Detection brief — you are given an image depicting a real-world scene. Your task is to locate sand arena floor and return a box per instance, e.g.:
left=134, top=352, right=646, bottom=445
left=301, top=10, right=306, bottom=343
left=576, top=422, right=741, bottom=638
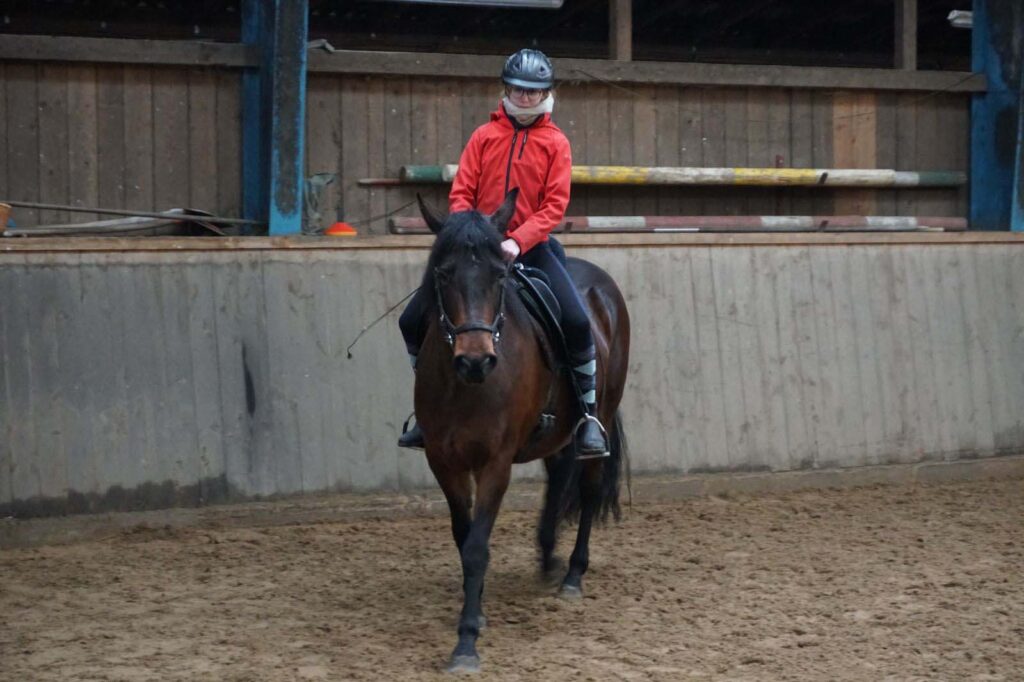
left=2, top=477, right=1022, bottom=681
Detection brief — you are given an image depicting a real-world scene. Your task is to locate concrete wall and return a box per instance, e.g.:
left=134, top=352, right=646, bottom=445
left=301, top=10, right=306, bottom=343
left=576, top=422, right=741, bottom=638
left=1, top=233, right=1023, bottom=516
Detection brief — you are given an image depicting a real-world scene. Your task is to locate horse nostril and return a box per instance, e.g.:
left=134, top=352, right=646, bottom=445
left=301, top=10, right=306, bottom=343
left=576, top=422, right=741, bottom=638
left=481, top=354, right=497, bottom=374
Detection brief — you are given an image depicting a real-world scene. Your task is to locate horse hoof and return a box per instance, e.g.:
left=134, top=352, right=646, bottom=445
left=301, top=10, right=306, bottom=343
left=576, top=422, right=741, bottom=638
left=558, top=584, right=583, bottom=600
left=447, top=654, right=481, bottom=674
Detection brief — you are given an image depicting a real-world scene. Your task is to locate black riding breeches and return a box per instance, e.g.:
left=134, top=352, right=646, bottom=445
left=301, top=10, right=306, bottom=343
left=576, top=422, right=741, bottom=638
left=398, top=238, right=595, bottom=365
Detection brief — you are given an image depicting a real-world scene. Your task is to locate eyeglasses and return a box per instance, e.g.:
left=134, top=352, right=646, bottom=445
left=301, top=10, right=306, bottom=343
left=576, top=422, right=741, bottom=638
left=507, top=86, right=547, bottom=101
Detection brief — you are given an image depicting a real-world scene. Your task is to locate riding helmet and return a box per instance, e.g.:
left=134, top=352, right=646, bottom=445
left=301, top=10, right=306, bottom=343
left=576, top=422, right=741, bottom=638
left=501, top=49, right=554, bottom=90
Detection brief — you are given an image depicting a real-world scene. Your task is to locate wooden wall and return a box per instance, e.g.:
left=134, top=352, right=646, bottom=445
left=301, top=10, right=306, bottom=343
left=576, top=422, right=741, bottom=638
left=1, top=234, right=1022, bottom=517
left=307, top=76, right=969, bottom=233
left=0, top=59, right=968, bottom=230
left=0, top=62, right=241, bottom=227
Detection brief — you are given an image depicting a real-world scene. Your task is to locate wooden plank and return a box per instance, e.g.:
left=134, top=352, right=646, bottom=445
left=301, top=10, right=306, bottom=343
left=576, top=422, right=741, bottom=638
left=340, top=76, right=370, bottom=227
left=305, top=74, right=342, bottom=229
left=37, top=64, right=69, bottom=225
left=4, top=269, right=41, bottom=504
left=51, top=255, right=95, bottom=507
left=689, top=248, right=730, bottom=469
left=955, top=247, right=997, bottom=455
left=810, top=90, right=835, bottom=216
left=96, top=66, right=126, bottom=213
left=764, top=88, right=791, bottom=215
left=913, top=98, right=945, bottom=217
left=789, top=89, right=815, bottom=215
left=927, top=94, right=962, bottom=217
left=152, top=68, right=190, bottom=211
left=609, top=0, right=632, bottom=61
left=948, top=95, right=969, bottom=217
left=183, top=261, right=227, bottom=502
left=723, top=88, right=748, bottom=215
left=435, top=79, right=464, bottom=212
left=700, top=88, right=727, bottom=215
left=0, top=35, right=254, bottom=67
left=982, top=247, right=1024, bottom=450
left=384, top=78, right=414, bottom=230
left=608, top=88, right=634, bottom=215
left=745, top=89, right=772, bottom=215
left=305, top=49, right=986, bottom=93
left=122, top=66, right=154, bottom=212
left=650, top=85, right=679, bottom=216
left=632, top=85, right=658, bottom=216
left=0, top=64, right=8, bottom=217
left=894, top=92, right=918, bottom=216
left=674, top=86, right=702, bottom=215
left=832, top=91, right=877, bottom=216
left=187, top=69, right=218, bottom=213
left=710, top=248, right=751, bottom=467
left=553, top=82, right=586, bottom=217
left=895, top=0, right=918, bottom=71
left=66, top=65, right=100, bottom=222
left=864, top=247, right=909, bottom=460
left=409, top=78, right=444, bottom=217
left=26, top=267, right=68, bottom=501
left=750, top=247, right=791, bottom=470
left=873, top=92, right=898, bottom=215
left=782, top=247, right=821, bottom=468
left=823, top=247, right=869, bottom=467
left=585, top=83, right=611, bottom=215
left=0, top=267, right=10, bottom=504
left=215, top=70, right=242, bottom=218
left=807, top=248, right=841, bottom=466
left=366, top=78, right=387, bottom=234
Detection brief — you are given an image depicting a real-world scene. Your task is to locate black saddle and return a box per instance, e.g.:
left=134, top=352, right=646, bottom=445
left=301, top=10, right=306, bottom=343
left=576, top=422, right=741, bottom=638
left=511, top=265, right=561, bottom=329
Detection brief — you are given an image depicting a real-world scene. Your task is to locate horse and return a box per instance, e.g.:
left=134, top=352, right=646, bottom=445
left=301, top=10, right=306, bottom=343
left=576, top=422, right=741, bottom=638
left=412, top=190, right=630, bottom=673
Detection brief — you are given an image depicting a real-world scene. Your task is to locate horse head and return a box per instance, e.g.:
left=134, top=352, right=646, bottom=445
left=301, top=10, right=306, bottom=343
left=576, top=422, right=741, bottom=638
left=418, top=190, right=519, bottom=384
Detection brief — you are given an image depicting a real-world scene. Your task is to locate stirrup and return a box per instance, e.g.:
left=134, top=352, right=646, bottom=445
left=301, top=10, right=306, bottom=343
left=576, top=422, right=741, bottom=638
left=572, top=414, right=610, bottom=460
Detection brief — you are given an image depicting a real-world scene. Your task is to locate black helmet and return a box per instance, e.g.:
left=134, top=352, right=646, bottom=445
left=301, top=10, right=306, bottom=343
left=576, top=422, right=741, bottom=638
left=501, top=48, right=554, bottom=90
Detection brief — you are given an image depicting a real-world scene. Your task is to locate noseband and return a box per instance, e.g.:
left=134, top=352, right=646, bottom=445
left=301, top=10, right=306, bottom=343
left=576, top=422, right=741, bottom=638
left=434, top=262, right=511, bottom=347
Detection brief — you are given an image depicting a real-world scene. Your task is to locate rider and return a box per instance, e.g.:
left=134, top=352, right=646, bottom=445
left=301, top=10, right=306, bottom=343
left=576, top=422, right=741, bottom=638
left=398, top=48, right=610, bottom=458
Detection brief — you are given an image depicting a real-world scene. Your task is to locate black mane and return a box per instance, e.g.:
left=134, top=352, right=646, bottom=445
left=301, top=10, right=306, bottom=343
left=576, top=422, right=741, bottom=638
left=421, top=210, right=504, bottom=298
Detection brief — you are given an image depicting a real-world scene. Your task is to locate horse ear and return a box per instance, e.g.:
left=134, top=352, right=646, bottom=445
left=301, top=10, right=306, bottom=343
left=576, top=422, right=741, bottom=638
left=417, top=193, right=447, bottom=234
left=489, top=188, right=519, bottom=233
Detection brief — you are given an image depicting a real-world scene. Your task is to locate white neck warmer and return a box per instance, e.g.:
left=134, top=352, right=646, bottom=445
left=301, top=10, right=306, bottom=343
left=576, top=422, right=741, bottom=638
left=503, top=94, right=555, bottom=126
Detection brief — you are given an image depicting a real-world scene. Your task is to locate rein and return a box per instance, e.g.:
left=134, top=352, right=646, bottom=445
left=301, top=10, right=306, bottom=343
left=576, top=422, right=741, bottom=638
left=434, top=261, right=514, bottom=347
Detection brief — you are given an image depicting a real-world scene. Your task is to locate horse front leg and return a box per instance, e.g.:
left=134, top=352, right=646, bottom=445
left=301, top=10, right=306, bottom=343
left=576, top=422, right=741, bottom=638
left=448, top=459, right=511, bottom=674
left=560, top=458, right=602, bottom=599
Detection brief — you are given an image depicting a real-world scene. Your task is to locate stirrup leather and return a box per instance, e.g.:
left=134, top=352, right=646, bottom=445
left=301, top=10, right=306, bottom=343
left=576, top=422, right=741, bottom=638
left=572, top=414, right=610, bottom=460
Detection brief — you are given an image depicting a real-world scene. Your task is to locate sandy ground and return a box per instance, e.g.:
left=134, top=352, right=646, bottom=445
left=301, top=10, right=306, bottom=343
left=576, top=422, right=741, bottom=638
left=1, top=477, right=1022, bottom=681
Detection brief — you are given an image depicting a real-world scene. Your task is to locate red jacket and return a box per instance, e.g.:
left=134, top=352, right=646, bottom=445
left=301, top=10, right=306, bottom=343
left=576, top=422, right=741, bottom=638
left=449, top=105, right=572, bottom=254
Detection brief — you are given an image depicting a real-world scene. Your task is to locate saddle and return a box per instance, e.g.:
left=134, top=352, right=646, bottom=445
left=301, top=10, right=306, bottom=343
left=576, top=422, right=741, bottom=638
left=509, top=264, right=588, bottom=457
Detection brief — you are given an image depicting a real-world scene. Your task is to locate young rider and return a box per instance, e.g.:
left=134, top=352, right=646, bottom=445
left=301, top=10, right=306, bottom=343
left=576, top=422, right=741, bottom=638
left=398, top=48, right=609, bottom=458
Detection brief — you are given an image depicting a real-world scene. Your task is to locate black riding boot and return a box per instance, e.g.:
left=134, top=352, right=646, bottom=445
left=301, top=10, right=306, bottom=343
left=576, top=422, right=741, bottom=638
left=398, top=352, right=425, bottom=450
left=571, top=348, right=610, bottom=458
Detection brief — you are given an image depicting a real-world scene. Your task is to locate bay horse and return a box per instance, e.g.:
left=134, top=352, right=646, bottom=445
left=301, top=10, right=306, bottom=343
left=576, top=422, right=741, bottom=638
left=413, top=190, right=630, bottom=673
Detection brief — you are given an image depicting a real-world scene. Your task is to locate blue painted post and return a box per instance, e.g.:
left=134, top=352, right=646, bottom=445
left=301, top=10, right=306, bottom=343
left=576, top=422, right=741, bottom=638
left=1013, top=52, right=1024, bottom=232
left=241, top=0, right=269, bottom=233
left=241, top=0, right=309, bottom=236
left=969, top=0, right=1022, bottom=230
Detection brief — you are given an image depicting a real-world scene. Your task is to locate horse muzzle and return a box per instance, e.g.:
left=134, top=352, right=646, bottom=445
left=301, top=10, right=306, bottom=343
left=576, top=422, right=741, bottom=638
left=453, top=353, right=498, bottom=384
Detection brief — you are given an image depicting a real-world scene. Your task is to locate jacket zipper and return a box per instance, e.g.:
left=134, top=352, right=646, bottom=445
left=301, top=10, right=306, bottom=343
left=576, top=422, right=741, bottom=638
left=518, top=130, right=529, bottom=160
left=504, top=130, right=519, bottom=196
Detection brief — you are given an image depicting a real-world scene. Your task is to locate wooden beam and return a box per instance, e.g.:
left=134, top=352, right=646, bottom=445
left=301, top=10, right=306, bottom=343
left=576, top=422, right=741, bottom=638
left=895, top=0, right=917, bottom=70
left=610, top=0, right=632, bottom=62
left=0, top=34, right=255, bottom=66
left=307, top=50, right=985, bottom=93
left=0, top=34, right=987, bottom=93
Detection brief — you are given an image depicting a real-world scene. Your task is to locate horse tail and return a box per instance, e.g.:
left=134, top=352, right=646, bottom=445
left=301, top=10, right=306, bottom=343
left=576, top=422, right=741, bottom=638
left=555, top=410, right=630, bottom=525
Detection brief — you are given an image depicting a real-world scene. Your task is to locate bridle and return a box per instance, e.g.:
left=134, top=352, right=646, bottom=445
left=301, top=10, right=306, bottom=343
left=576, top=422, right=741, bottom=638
left=434, top=261, right=513, bottom=347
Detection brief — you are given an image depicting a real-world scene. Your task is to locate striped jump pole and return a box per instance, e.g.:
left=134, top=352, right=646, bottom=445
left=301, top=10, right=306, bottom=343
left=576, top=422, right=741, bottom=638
left=392, top=165, right=967, bottom=188
left=389, top=215, right=968, bottom=234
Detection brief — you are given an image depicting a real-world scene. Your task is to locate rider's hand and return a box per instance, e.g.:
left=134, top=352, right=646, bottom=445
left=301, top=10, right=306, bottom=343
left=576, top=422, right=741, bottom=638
left=500, top=238, right=521, bottom=262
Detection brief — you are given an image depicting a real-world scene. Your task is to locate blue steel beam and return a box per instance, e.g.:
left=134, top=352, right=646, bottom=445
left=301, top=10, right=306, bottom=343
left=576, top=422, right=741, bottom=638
left=1014, top=52, right=1024, bottom=232
left=241, top=0, right=309, bottom=235
left=970, top=0, right=1023, bottom=231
